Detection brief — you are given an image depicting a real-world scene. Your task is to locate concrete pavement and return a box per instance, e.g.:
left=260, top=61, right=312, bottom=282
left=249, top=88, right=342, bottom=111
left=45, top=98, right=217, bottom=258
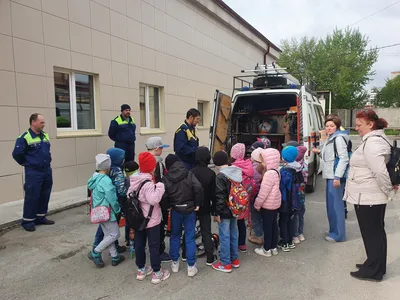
left=1, top=176, right=400, bottom=300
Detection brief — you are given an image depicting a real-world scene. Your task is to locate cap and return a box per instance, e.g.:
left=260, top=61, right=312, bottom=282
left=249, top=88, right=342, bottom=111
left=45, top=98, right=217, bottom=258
left=95, top=154, right=111, bottom=171
left=145, top=137, right=170, bottom=150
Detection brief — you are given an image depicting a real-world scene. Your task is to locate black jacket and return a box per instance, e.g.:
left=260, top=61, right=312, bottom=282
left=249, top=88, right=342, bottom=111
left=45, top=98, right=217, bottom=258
left=215, top=173, right=233, bottom=219
left=191, top=147, right=216, bottom=215
left=163, top=161, right=203, bottom=214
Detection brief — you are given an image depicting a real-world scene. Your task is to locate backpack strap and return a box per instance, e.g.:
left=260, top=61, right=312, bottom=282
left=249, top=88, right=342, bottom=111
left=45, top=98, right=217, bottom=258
left=133, top=179, right=154, bottom=218
left=362, top=135, right=393, bottom=152
left=333, top=136, right=349, bottom=158
left=268, top=168, right=280, bottom=178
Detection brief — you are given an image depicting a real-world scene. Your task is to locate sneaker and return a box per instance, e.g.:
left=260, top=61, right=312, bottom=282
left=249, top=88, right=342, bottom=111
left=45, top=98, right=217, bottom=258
left=325, top=236, right=337, bottom=242
left=238, top=245, right=247, bottom=253
left=188, top=264, right=198, bottom=277
left=88, top=250, right=105, bottom=268
left=248, top=235, right=264, bottom=246
left=136, top=266, right=153, bottom=281
left=288, top=242, right=296, bottom=249
left=231, top=259, right=240, bottom=268
left=293, top=237, right=301, bottom=244
left=299, top=234, right=306, bottom=242
left=254, top=247, right=272, bottom=257
left=212, top=261, right=232, bottom=273
left=278, top=242, right=290, bottom=252
left=206, top=254, right=218, bottom=266
left=171, top=261, right=179, bottom=273
left=181, top=256, right=187, bottom=262
left=111, top=254, right=125, bottom=266
left=271, top=248, right=279, bottom=256
left=151, top=269, right=170, bottom=284
left=160, top=252, right=172, bottom=263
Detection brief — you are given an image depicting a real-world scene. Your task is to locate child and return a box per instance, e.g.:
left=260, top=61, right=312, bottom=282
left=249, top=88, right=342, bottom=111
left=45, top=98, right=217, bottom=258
left=128, top=152, right=170, bottom=284
left=248, top=147, right=264, bottom=245
left=230, top=143, right=255, bottom=253
left=87, top=154, right=125, bottom=267
left=145, top=137, right=171, bottom=263
left=162, top=154, right=203, bottom=277
left=278, top=146, right=302, bottom=252
left=253, top=148, right=282, bottom=257
left=212, top=150, right=242, bottom=273
left=124, top=160, right=139, bottom=189
left=293, top=146, right=308, bottom=244
left=191, top=146, right=217, bottom=265
left=93, top=148, right=127, bottom=253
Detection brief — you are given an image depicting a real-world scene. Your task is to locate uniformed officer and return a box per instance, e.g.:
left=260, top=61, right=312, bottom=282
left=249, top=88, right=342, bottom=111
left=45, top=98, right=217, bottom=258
left=173, top=108, right=201, bottom=170
left=108, top=104, right=136, bottom=161
left=12, top=113, right=54, bottom=232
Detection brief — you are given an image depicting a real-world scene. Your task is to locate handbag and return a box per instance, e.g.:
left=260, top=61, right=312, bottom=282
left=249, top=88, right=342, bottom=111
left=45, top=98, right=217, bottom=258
left=90, top=206, right=111, bottom=224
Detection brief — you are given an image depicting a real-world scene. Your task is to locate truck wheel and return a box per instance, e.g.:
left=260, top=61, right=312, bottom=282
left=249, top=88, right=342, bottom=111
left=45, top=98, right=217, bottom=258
left=306, top=170, right=317, bottom=193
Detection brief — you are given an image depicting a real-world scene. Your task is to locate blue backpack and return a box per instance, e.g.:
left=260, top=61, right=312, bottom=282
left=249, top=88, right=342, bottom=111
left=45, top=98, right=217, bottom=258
left=279, top=167, right=305, bottom=212
left=333, top=136, right=352, bottom=182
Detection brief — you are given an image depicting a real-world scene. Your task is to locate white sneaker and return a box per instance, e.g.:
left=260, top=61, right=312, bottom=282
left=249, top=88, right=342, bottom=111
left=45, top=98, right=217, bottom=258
left=188, top=264, right=198, bottom=277
left=254, top=247, right=272, bottom=257
left=293, top=237, right=301, bottom=244
left=272, top=248, right=278, bottom=256
left=299, top=234, right=306, bottom=242
left=171, top=261, right=179, bottom=273
left=325, top=236, right=337, bottom=242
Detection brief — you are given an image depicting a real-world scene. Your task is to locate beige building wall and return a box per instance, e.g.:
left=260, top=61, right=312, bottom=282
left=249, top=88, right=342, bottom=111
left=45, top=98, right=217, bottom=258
left=0, top=0, right=278, bottom=204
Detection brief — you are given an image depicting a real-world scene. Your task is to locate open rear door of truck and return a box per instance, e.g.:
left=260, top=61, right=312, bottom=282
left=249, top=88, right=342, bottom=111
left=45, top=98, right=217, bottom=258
left=209, top=90, right=232, bottom=156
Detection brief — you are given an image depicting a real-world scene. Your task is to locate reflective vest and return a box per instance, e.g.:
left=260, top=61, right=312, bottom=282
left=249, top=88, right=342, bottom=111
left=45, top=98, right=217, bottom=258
left=115, top=115, right=135, bottom=126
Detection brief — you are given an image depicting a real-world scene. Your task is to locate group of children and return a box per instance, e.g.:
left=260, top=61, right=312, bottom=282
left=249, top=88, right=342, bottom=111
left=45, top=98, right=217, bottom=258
left=87, top=136, right=309, bottom=284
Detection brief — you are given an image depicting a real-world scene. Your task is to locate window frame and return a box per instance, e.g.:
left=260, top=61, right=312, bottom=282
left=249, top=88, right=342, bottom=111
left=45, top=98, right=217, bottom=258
left=139, top=84, right=161, bottom=130
left=54, top=69, right=97, bottom=132
left=197, top=101, right=204, bottom=127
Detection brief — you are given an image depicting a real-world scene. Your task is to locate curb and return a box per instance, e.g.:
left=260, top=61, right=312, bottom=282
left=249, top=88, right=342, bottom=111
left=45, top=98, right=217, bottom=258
left=0, top=199, right=88, bottom=233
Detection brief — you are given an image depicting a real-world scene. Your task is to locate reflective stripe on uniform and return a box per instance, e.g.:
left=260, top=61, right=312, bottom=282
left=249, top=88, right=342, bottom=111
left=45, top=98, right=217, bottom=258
left=175, top=123, right=198, bottom=142
left=115, top=115, right=135, bottom=125
left=19, top=131, right=50, bottom=145
left=36, top=214, right=46, bottom=217
left=23, top=217, right=36, bottom=221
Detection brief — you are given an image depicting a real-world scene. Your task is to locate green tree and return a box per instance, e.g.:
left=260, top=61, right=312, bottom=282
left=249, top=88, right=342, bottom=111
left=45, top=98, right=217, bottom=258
left=278, top=28, right=378, bottom=109
left=379, top=76, right=400, bottom=107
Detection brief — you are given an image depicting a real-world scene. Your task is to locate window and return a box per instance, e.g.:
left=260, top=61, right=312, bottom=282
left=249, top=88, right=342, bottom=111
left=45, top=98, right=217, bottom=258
left=54, top=71, right=95, bottom=130
left=197, top=101, right=204, bottom=126
left=140, top=85, right=160, bottom=129
left=314, top=105, right=326, bottom=130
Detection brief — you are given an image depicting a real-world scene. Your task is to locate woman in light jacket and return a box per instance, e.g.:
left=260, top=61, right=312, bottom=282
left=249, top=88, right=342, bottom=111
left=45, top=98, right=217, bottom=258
left=345, top=110, right=396, bottom=282
left=313, top=116, right=349, bottom=242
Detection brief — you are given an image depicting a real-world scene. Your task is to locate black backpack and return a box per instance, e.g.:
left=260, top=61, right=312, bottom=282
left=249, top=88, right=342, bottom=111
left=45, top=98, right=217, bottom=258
left=125, top=180, right=153, bottom=231
left=363, top=136, right=400, bottom=185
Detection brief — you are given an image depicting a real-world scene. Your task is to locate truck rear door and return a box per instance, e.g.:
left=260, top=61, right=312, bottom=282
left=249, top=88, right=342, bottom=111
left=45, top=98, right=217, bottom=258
left=209, top=90, right=232, bottom=156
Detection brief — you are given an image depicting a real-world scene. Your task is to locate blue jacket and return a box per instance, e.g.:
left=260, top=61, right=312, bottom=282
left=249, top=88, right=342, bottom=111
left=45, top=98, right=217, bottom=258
left=106, top=148, right=127, bottom=198
left=173, top=121, right=199, bottom=166
left=108, top=115, right=136, bottom=145
left=12, top=129, right=52, bottom=170
left=88, top=172, right=120, bottom=222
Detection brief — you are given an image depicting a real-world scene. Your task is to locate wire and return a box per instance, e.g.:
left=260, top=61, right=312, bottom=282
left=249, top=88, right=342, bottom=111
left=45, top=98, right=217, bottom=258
left=365, top=43, right=400, bottom=52
left=347, top=0, right=400, bottom=27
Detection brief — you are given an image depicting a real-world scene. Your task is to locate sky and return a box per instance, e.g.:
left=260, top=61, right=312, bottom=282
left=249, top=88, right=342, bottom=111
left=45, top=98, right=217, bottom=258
left=223, top=0, right=400, bottom=90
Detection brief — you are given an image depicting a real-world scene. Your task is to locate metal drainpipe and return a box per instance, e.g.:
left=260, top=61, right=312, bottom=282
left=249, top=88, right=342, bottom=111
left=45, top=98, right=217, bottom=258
left=264, top=43, right=271, bottom=64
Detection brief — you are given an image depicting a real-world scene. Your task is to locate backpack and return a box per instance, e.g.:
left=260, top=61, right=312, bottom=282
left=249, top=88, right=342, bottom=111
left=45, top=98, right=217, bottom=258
left=363, top=136, right=400, bottom=186
left=280, top=168, right=305, bottom=212
left=125, top=180, right=153, bottom=231
left=242, top=175, right=256, bottom=199
left=333, top=136, right=352, bottom=181
left=227, top=179, right=249, bottom=218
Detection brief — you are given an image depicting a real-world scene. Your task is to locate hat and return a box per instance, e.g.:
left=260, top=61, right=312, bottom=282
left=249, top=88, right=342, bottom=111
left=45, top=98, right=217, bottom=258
left=230, top=143, right=245, bottom=160
left=95, top=154, right=111, bottom=171
left=121, top=104, right=131, bottom=112
left=282, top=146, right=298, bottom=163
left=124, top=161, right=139, bottom=174
left=138, top=152, right=156, bottom=173
left=165, top=154, right=180, bottom=170
left=213, top=151, right=229, bottom=166
left=282, top=140, right=299, bottom=148
left=251, top=141, right=265, bottom=150
left=251, top=148, right=263, bottom=163
left=145, top=137, right=170, bottom=150
left=296, top=146, right=307, bottom=162
left=257, top=137, right=271, bottom=148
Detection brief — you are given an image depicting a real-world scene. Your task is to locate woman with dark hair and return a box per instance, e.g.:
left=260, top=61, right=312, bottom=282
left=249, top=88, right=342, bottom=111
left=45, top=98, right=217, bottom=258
left=345, top=110, right=397, bottom=282
left=313, top=116, right=349, bottom=242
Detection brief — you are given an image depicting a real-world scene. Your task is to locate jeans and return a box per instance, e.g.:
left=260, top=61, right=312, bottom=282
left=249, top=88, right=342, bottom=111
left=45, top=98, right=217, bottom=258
left=169, top=210, right=196, bottom=266
left=292, top=204, right=305, bottom=237
left=135, top=224, right=161, bottom=272
left=260, top=209, right=278, bottom=251
left=279, top=212, right=294, bottom=244
left=326, top=180, right=346, bottom=242
left=198, top=213, right=215, bottom=261
left=237, top=219, right=247, bottom=247
left=250, top=202, right=263, bottom=237
left=219, top=218, right=239, bottom=266
left=94, top=221, right=120, bottom=257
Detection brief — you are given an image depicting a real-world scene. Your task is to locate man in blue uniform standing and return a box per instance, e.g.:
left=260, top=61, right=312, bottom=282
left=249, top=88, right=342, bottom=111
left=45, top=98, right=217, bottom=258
left=12, top=113, right=54, bottom=232
left=173, top=108, right=201, bottom=170
left=108, top=104, right=136, bottom=161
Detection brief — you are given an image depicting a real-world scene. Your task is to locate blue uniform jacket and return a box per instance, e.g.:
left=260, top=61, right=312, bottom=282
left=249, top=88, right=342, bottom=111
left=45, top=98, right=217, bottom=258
left=12, top=128, right=52, bottom=170
left=108, top=115, right=136, bottom=144
left=173, top=121, right=199, bottom=166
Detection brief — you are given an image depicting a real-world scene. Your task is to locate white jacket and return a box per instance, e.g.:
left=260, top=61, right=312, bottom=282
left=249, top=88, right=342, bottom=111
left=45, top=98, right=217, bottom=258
left=321, top=131, right=350, bottom=179
left=345, top=130, right=394, bottom=205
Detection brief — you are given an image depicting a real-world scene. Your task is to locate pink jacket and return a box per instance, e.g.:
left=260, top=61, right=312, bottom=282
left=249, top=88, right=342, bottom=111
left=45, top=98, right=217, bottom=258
left=128, top=173, right=165, bottom=229
left=254, top=148, right=282, bottom=211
